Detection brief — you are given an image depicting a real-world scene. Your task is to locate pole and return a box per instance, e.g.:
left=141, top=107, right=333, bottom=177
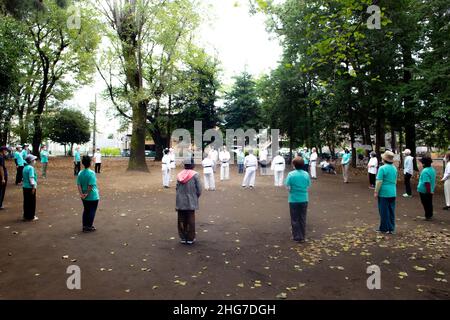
left=92, top=94, right=97, bottom=154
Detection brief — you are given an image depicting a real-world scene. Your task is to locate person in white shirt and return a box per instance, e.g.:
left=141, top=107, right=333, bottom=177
left=94, top=148, right=102, bottom=173
left=202, top=154, right=215, bottom=191
left=271, top=151, right=286, bottom=187
left=309, top=148, right=318, bottom=179
left=402, top=149, right=414, bottom=197
left=259, top=148, right=268, bottom=175
left=367, top=151, right=378, bottom=189
left=161, top=149, right=171, bottom=188
left=442, top=152, right=450, bottom=210
left=208, top=146, right=219, bottom=173
left=219, top=146, right=231, bottom=181
left=169, top=148, right=176, bottom=182
left=242, top=149, right=258, bottom=189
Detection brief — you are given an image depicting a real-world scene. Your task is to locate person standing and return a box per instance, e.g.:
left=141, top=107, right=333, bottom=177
left=77, top=155, right=100, bottom=232
left=176, top=159, right=202, bottom=245
left=22, top=144, right=30, bottom=160
left=161, top=148, right=171, bottom=188
left=309, top=148, right=318, bottom=179
left=285, top=157, right=311, bottom=243
left=259, top=147, right=268, bottom=175
left=402, top=149, right=414, bottom=198
left=202, top=154, right=215, bottom=191
left=14, top=145, right=24, bottom=185
left=208, top=146, right=219, bottom=173
left=219, top=146, right=231, bottom=181
left=94, top=148, right=102, bottom=174
left=271, top=151, right=286, bottom=187
left=236, top=148, right=245, bottom=174
left=169, top=148, right=176, bottom=182
left=40, top=145, right=49, bottom=178
left=0, top=146, right=9, bottom=210
left=302, top=148, right=310, bottom=173
left=368, top=151, right=378, bottom=189
left=242, top=149, right=258, bottom=189
left=341, top=148, right=351, bottom=183
left=374, top=151, right=397, bottom=234
left=22, top=154, right=38, bottom=221
left=442, top=152, right=450, bottom=210
left=417, top=155, right=436, bottom=221
left=73, top=147, right=81, bottom=176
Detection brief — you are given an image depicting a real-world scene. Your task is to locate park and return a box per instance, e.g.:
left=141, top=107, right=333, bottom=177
left=0, top=0, right=449, bottom=303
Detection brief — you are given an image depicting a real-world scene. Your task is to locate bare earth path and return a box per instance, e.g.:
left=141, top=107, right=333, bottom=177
left=0, top=158, right=449, bottom=299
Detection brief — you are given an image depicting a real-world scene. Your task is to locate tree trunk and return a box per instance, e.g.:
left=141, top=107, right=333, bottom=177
left=375, top=104, right=385, bottom=160
left=399, top=128, right=403, bottom=169
left=128, top=101, right=148, bottom=171
left=391, top=129, right=396, bottom=153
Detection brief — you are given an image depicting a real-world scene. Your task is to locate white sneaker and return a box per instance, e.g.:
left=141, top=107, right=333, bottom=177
left=402, top=193, right=412, bottom=198
left=33, top=216, right=39, bottom=221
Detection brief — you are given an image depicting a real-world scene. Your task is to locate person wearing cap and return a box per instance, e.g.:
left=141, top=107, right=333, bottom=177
left=341, top=148, right=351, bottom=183
left=73, top=147, right=81, bottom=176
left=94, top=148, right=102, bottom=174
left=202, top=153, right=215, bottom=191
left=77, top=155, right=100, bottom=232
left=417, top=154, right=436, bottom=221
left=22, top=154, right=38, bottom=221
left=442, top=152, right=450, bottom=210
left=402, top=149, right=414, bottom=197
left=374, top=151, right=398, bottom=234
left=219, top=146, right=231, bottom=181
left=169, top=148, right=176, bottom=182
left=40, top=145, right=49, bottom=178
left=242, top=149, right=258, bottom=189
left=176, top=159, right=202, bottom=244
left=208, top=146, right=219, bottom=173
left=367, top=151, right=378, bottom=189
left=309, top=148, right=318, bottom=179
left=0, top=146, right=9, bottom=210
left=285, top=156, right=311, bottom=242
left=161, top=148, right=171, bottom=188
left=14, top=145, right=25, bottom=185
left=271, top=151, right=286, bottom=187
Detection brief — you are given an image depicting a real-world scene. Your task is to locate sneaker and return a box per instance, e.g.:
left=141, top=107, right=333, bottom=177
left=402, top=193, right=412, bottom=198
left=186, top=240, right=195, bottom=245
left=32, top=216, right=39, bottom=221
left=180, top=240, right=187, bottom=244
left=249, top=186, right=254, bottom=189
left=387, top=231, right=396, bottom=235
left=443, top=206, right=450, bottom=211
left=425, top=217, right=433, bottom=221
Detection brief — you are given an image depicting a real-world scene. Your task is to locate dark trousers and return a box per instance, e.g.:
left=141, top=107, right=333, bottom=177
left=289, top=202, right=308, bottom=241
left=238, top=163, right=244, bottom=174
left=15, top=166, right=23, bottom=185
left=82, top=200, right=99, bottom=228
left=0, top=177, right=7, bottom=208
left=74, top=162, right=81, bottom=176
left=419, top=193, right=433, bottom=219
left=404, top=173, right=412, bottom=195
left=177, top=210, right=195, bottom=241
left=95, top=163, right=101, bottom=173
left=377, top=197, right=396, bottom=232
left=369, top=173, right=376, bottom=187
left=23, top=188, right=36, bottom=220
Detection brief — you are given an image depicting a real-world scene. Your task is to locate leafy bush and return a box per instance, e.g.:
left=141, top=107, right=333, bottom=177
left=101, top=147, right=121, bottom=157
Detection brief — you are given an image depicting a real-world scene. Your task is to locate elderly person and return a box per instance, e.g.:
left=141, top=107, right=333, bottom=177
left=341, top=148, right=351, bottom=183
left=0, top=146, right=9, bottom=210
left=14, top=145, right=24, bottom=185
left=402, top=149, right=414, bottom=197
left=285, top=157, right=311, bottom=242
left=242, top=149, right=258, bottom=189
left=22, top=154, right=39, bottom=221
left=368, top=151, right=378, bottom=189
left=309, top=148, right=318, bottom=179
left=77, top=155, right=100, bottom=232
left=374, top=151, right=398, bottom=234
left=271, top=151, right=286, bottom=187
left=40, top=145, right=49, bottom=178
left=417, top=155, right=436, bottom=221
left=219, top=146, right=231, bottom=181
left=176, top=159, right=202, bottom=245
left=73, top=146, right=81, bottom=176
left=442, top=152, right=450, bottom=210
left=202, top=153, right=215, bottom=191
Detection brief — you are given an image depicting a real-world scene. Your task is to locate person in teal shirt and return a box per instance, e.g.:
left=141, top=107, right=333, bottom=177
left=417, top=155, right=436, bottom=220
left=21, top=144, right=29, bottom=160
left=22, top=154, right=38, bottom=221
left=77, top=155, right=100, bottom=232
left=236, top=149, right=245, bottom=174
left=374, top=151, right=398, bottom=234
left=14, top=145, right=25, bottom=185
left=40, top=145, right=49, bottom=178
left=285, top=156, right=311, bottom=242
left=341, top=148, right=351, bottom=183
left=74, top=147, right=81, bottom=176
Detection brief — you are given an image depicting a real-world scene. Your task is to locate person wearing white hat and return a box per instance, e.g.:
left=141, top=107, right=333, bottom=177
left=219, top=146, right=231, bottom=181
left=202, top=153, right=215, bottom=191
left=242, top=149, right=258, bottom=189
left=161, top=148, right=171, bottom=188
left=309, top=148, right=318, bottom=179
left=22, top=154, right=38, bottom=221
left=14, top=145, right=24, bottom=185
left=271, top=151, right=286, bottom=187
left=402, top=149, right=414, bottom=197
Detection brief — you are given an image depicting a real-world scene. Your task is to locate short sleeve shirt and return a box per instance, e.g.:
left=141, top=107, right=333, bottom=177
left=376, top=164, right=398, bottom=198
left=417, top=167, right=436, bottom=193
left=285, top=169, right=311, bottom=203
left=14, top=151, right=24, bottom=166
left=40, top=151, right=49, bottom=163
left=22, top=165, right=37, bottom=189
left=342, top=153, right=351, bottom=165
left=77, top=169, right=100, bottom=201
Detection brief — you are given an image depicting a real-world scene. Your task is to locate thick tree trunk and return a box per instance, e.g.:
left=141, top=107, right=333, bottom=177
left=375, top=104, right=385, bottom=160
left=391, top=129, right=396, bottom=153
left=128, top=101, right=148, bottom=171
left=32, top=113, right=43, bottom=158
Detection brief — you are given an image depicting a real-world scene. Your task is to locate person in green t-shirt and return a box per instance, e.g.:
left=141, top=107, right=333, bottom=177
left=285, top=156, right=311, bottom=243
left=341, top=148, right=351, bottom=183
left=22, top=154, right=38, bottom=221
left=77, top=155, right=100, bottom=232
left=73, top=147, right=81, bottom=176
left=417, top=155, right=436, bottom=221
left=14, top=145, right=25, bottom=185
left=374, top=151, right=398, bottom=234
left=40, top=145, right=49, bottom=178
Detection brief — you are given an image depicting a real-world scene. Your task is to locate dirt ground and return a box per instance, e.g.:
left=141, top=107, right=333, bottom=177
left=0, top=157, right=449, bottom=300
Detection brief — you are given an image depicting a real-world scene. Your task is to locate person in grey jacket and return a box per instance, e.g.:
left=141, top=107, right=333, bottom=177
left=176, top=159, right=202, bottom=244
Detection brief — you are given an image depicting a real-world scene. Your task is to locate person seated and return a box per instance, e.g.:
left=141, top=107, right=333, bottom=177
left=320, top=159, right=336, bottom=174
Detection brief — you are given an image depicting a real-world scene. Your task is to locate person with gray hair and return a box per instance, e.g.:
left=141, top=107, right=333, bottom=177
left=402, top=148, right=414, bottom=197
left=22, top=154, right=39, bottom=221
left=242, top=149, right=258, bottom=189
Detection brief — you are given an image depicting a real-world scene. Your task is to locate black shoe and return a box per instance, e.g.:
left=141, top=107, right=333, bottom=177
left=0, top=207, right=4, bottom=210
left=443, top=206, right=450, bottom=211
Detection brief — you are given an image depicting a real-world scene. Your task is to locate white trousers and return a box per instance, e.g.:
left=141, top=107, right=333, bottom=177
left=162, top=168, right=171, bottom=187
left=242, top=167, right=256, bottom=187
left=220, top=163, right=230, bottom=180
left=204, top=173, right=215, bottom=190
left=274, top=170, right=284, bottom=187
left=445, top=179, right=450, bottom=207
left=342, top=164, right=349, bottom=182
left=310, top=162, right=317, bottom=178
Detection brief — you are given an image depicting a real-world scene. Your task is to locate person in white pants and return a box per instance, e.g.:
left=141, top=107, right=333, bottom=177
left=161, top=149, right=171, bottom=188
left=202, top=155, right=215, bottom=191
left=271, top=152, right=286, bottom=187
left=242, top=150, right=258, bottom=189
left=219, top=146, right=231, bottom=181
left=208, top=147, right=219, bottom=173
left=442, top=152, right=450, bottom=210
left=310, top=148, right=318, bottom=179
left=169, top=148, right=176, bottom=182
